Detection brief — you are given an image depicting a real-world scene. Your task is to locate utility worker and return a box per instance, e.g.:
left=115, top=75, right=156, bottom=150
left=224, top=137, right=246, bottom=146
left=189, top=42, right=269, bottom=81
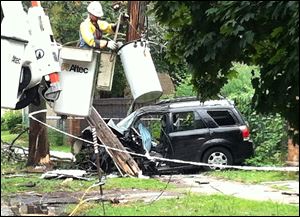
left=79, top=1, right=118, bottom=50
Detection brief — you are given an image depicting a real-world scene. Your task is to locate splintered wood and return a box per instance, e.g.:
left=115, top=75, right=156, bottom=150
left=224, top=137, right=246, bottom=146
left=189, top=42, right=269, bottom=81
left=87, top=106, right=141, bottom=177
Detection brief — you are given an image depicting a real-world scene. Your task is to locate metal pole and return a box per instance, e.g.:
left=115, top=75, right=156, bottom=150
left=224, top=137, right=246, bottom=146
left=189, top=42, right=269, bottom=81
left=91, top=127, right=106, bottom=215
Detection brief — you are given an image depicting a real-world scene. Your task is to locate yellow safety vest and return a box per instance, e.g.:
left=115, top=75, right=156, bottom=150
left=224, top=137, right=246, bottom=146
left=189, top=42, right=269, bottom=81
left=79, top=18, right=115, bottom=48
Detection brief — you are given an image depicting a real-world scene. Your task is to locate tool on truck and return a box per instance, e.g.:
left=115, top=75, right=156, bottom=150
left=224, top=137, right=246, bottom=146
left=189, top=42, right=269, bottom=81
left=1, top=1, right=163, bottom=177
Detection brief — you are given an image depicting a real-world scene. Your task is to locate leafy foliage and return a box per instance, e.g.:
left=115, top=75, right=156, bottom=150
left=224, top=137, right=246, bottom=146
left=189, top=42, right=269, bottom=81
left=152, top=1, right=299, bottom=141
left=221, top=63, right=287, bottom=166
left=174, top=74, right=196, bottom=97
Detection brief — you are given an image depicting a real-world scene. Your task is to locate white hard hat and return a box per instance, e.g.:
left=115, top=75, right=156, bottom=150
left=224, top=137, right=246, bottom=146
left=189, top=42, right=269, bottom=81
left=87, top=1, right=104, bottom=18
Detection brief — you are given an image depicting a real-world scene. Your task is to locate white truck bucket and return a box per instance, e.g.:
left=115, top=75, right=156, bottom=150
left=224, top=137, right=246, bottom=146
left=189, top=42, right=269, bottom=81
left=118, top=40, right=163, bottom=103
left=53, top=47, right=98, bottom=117
left=1, top=1, right=29, bottom=109
left=1, top=39, right=28, bottom=109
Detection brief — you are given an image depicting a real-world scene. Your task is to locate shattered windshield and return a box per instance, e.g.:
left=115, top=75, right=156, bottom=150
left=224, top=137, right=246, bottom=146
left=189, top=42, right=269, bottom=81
left=115, top=111, right=137, bottom=133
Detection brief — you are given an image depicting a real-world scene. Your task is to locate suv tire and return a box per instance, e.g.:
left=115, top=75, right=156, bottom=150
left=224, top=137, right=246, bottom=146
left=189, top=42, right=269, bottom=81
left=202, top=147, right=233, bottom=171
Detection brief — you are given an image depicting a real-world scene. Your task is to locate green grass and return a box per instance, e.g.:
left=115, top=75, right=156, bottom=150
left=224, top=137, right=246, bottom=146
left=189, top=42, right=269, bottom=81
left=50, top=144, right=72, bottom=153
left=66, top=193, right=299, bottom=216
left=1, top=130, right=71, bottom=153
left=1, top=175, right=96, bottom=197
left=1, top=160, right=27, bottom=175
left=1, top=130, right=28, bottom=147
left=1, top=175, right=175, bottom=197
left=271, top=184, right=292, bottom=191
left=205, top=170, right=299, bottom=184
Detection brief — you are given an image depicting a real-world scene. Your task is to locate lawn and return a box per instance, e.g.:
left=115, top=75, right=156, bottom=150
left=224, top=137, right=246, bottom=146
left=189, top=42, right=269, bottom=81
left=205, top=170, right=299, bottom=184
left=1, top=130, right=71, bottom=153
left=1, top=160, right=298, bottom=216
left=66, top=193, right=299, bottom=216
left=1, top=175, right=176, bottom=197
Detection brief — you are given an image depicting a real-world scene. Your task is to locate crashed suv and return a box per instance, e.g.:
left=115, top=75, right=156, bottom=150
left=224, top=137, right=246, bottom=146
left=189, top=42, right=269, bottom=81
left=74, top=99, right=254, bottom=175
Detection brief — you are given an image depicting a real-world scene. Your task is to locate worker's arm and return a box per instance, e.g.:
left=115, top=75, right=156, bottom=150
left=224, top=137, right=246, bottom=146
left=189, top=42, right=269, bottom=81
left=96, top=21, right=118, bottom=50
left=80, top=21, right=108, bottom=48
left=98, top=20, right=116, bottom=34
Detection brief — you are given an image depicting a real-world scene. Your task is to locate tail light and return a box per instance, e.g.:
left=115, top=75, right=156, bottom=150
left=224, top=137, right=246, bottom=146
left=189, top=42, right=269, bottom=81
left=239, top=125, right=250, bottom=141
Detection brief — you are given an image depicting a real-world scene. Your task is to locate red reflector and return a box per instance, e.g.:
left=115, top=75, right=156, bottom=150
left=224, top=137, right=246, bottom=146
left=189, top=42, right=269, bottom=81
left=49, top=72, right=59, bottom=83
left=239, top=126, right=250, bottom=140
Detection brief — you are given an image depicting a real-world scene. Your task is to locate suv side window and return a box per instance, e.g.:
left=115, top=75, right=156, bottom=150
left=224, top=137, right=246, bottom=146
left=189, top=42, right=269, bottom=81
left=172, top=111, right=206, bottom=132
left=207, top=110, right=236, bottom=126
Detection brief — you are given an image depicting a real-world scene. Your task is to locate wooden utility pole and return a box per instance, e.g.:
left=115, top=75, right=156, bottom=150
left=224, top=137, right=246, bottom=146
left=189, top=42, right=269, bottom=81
left=27, top=1, right=52, bottom=168
left=87, top=107, right=141, bottom=176
left=127, top=1, right=147, bottom=42
left=27, top=101, right=52, bottom=168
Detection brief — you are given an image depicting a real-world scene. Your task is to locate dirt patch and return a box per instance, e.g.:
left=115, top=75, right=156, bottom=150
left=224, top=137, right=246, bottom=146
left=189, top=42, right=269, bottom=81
left=4, top=189, right=182, bottom=216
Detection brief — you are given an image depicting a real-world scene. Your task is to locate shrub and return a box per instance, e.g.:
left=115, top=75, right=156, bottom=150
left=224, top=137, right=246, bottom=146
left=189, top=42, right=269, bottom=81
left=1, top=117, right=8, bottom=131
left=1, top=111, right=23, bottom=133
left=221, top=63, right=287, bottom=166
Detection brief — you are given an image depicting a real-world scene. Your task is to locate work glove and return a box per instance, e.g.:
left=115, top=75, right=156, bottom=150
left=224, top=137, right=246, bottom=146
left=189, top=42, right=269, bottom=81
left=117, top=41, right=124, bottom=48
left=107, top=40, right=118, bottom=50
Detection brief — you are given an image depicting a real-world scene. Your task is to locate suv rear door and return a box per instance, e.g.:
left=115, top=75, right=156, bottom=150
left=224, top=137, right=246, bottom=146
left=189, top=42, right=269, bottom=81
left=203, top=109, right=244, bottom=151
left=167, top=110, right=210, bottom=163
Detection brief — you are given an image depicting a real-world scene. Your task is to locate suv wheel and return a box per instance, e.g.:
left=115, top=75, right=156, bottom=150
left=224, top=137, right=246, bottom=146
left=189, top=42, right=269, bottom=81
left=202, top=147, right=233, bottom=171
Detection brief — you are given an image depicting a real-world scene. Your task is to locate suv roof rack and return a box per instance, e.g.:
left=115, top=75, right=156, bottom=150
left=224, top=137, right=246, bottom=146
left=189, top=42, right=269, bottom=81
left=169, top=99, right=234, bottom=108
left=156, top=96, right=234, bottom=107
left=155, top=96, right=199, bottom=105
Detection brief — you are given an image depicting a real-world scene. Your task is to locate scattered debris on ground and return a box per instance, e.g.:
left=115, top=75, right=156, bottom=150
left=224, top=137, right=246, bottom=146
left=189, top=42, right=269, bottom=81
left=2, top=189, right=182, bottom=216
left=40, top=169, right=89, bottom=180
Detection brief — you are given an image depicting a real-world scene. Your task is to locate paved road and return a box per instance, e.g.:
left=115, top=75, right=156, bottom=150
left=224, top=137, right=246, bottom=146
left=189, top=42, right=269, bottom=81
left=157, top=174, right=299, bottom=205
left=1, top=199, right=14, bottom=216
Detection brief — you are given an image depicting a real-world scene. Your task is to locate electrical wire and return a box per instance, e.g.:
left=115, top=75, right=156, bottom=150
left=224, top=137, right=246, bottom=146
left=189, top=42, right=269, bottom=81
left=149, top=174, right=173, bottom=205
left=68, top=182, right=104, bottom=216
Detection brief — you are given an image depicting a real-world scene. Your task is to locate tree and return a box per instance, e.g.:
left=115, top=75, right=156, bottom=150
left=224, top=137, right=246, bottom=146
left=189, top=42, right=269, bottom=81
left=152, top=1, right=299, bottom=142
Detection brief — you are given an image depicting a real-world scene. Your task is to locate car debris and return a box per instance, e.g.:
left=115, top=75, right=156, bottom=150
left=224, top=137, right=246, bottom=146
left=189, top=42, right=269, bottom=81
left=40, top=169, right=90, bottom=180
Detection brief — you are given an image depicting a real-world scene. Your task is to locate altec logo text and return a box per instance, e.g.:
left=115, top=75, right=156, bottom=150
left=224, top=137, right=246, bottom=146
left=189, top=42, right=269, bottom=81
left=69, top=64, right=88, bottom=73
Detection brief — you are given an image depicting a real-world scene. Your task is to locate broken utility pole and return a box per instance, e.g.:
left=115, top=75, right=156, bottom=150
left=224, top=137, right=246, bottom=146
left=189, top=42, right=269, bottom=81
left=28, top=101, right=52, bottom=168
left=87, top=107, right=141, bottom=177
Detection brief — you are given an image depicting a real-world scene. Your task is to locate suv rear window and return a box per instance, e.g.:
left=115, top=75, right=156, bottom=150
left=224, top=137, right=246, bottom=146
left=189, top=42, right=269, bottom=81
left=207, top=110, right=236, bottom=126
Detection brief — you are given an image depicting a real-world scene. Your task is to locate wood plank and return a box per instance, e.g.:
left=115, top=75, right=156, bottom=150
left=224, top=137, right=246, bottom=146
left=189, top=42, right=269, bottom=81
left=87, top=106, right=141, bottom=176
